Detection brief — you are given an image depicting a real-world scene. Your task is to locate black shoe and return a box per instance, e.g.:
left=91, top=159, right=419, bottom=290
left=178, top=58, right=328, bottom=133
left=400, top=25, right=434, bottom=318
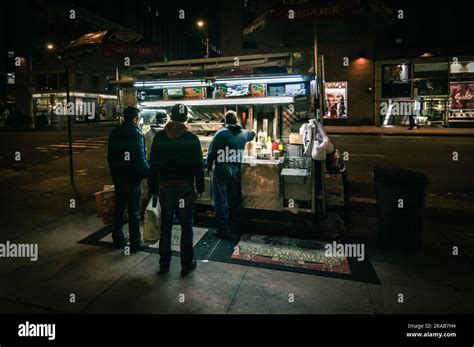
left=113, top=240, right=126, bottom=249
left=181, top=259, right=197, bottom=277
left=130, top=242, right=144, bottom=253
left=158, top=264, right=170, bottom=275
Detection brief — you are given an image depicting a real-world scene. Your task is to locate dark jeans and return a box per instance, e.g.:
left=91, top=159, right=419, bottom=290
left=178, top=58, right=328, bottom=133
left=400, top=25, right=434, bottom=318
left=112, top=183, right=142, bottom=246
left=212, top=164, right=241, bottom=234
left=159, top=184, right=196, bottom=266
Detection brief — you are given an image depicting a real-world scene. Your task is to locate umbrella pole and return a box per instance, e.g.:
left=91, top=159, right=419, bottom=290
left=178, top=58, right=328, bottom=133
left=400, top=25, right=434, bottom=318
left=313, top=19, right=327, bottom=218
left=66, top=64, right=74, bottom=183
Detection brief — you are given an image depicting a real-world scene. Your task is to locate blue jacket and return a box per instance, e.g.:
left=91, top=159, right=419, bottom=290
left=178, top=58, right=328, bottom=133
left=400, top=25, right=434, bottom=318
left=107, top=122, right=149, bottom=186
left=206, top=124, right=255, bottom=171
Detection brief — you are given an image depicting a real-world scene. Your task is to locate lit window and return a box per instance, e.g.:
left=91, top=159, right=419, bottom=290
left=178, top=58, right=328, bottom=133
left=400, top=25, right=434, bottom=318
left=7, top=73, right=15, bottom=85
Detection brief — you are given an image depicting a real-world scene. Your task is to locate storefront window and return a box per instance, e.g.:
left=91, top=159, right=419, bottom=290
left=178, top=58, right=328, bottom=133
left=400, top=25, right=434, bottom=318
left=7, top=73, right=15, bottom=85
left=413, top=62, right=448, bottom=96
left=58, top=73, right=67, bottom=90
left=449, top=59, right=474, bottom=123
left=37, top=74, right=47, bottom=90
left=381, top=64, right=411, bottom=98
left=91, top=76, right=99, bottom=91
left=48, top=74, right=58, bottom=90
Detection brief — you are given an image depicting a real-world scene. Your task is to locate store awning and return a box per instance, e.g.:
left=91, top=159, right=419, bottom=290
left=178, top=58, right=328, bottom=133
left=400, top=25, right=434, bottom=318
left=62, top=30, right=164, bottom=59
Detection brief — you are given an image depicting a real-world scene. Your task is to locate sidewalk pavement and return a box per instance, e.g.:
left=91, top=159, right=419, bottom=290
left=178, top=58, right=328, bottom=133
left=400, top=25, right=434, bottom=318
left=0, top=143, right=473, bottom=314
left=325, top=126, right=474, bottom=136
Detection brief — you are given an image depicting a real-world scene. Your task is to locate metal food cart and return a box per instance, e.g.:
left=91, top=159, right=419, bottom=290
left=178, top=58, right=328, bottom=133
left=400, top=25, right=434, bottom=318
left=117, top=52, right=326, bottom=219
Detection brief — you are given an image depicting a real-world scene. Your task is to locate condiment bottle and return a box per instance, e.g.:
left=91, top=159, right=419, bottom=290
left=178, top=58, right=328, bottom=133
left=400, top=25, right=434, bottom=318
left=266, top=136, right=273, bottom=155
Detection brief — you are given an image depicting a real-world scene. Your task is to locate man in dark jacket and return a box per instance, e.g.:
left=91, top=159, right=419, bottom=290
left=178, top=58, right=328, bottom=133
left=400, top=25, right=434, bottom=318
left=108, top=106, right=149, bottom=252
left=149, top=104, right=204, bottom=277
left=207, top=110, right=255, bottom=239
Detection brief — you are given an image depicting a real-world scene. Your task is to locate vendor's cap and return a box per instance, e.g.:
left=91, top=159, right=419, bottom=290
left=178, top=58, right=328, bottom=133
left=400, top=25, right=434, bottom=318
left=171, top=104, right=188, bottom=122
left=123, top=106, right=140, bottom=122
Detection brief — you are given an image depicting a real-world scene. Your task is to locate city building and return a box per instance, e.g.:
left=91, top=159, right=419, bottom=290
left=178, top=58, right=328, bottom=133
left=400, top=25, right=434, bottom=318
left=218, top=0, right=474, bottom=128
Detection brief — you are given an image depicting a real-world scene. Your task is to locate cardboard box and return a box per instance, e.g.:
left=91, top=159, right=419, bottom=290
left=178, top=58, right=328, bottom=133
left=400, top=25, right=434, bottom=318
left=289, top=133, right=303, bottom=145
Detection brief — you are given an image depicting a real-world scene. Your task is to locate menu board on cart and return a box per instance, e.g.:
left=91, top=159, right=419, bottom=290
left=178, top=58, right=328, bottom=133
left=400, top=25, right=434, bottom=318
left=163, top=88, right=184, bottom=101
left=184, top=87, right=206, bottom=100
left=250, top=84, right=266, bottom=97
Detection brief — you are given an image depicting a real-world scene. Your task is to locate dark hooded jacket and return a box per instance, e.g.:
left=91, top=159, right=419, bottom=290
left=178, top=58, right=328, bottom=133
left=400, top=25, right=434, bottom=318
left=206, top=124, right=255, bottom=171
left=148, top=121, right=204, bottom=194
left=107, top=122, right=149, bottom=186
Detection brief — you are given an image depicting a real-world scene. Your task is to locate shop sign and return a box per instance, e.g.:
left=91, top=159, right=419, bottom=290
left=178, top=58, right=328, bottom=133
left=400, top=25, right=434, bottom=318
left=450, top=61, right=474, bottom=74
left=450, top=83, right=474, bottom=110
left=102, top=44, right=164, bottom=58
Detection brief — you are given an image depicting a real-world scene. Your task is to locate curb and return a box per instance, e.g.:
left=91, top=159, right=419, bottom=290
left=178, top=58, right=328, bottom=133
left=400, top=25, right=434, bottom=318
left=327, top=131, right=474, bottom=137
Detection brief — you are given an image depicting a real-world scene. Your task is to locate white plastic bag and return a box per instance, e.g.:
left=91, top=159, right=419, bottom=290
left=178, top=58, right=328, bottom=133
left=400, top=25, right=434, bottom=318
left=312, top=133, right=328, bottom=160
left=318, top=125, right=335, bottom=153
left=144, top=197, right=161, bottom=243
left=311, top=124, right=336, bottom=160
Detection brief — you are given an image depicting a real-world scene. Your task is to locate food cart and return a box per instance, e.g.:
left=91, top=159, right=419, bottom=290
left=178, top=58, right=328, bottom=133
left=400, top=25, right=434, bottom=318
left=117, top=52, right=328, bottom=220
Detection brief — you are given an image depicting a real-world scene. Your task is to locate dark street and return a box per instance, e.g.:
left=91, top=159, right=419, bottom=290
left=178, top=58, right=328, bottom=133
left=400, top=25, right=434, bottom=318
left=2, top=128, right=473, bottom=208
left=334, top=135, right=474, bottom=205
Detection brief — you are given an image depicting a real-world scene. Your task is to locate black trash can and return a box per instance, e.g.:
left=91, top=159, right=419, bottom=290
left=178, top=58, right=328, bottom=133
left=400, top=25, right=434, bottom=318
left=374, top=167, right=429, bottom=252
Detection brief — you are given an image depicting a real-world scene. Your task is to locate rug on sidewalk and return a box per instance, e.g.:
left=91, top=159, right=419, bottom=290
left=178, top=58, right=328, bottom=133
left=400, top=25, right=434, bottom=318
left=207, top=234, right=380, bottom=284
left=78, top=223, right=218, bottom=260
left=78, top=225, right=380, bottom=284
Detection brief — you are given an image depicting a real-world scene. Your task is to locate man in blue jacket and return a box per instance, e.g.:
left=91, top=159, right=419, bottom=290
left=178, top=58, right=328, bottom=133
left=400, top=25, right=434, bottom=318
left=108, top=106, right=149, bottom=252
left=207, top=110, right=255, bottom=239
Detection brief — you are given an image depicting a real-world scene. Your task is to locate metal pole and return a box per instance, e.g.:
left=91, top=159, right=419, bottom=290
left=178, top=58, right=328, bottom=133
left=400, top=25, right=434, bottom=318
left=66, top=65, right=74, bottom=183
left=313, top=19, right=326, bottom=218
left=205, top=38, right=210, bottom=58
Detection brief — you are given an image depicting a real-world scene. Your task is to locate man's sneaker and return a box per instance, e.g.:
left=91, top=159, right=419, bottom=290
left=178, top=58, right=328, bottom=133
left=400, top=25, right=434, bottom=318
left=130, top=242, right=144, bottom=253
left=181, top=259, right=197, bottom=277
left=158, top=264, right=170, bottom=275
left=113, top=240, right=126, bottom=249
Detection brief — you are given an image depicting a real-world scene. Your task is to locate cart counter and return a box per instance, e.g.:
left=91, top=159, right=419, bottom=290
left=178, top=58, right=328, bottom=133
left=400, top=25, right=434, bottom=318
left=196, top=157, right=284, bottom=210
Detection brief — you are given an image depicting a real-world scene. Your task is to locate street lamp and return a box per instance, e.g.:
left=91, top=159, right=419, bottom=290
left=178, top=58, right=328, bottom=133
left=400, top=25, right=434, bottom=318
left=46, top=43, right=54, bottom=50
left=196, top=19, right=209, bottom=58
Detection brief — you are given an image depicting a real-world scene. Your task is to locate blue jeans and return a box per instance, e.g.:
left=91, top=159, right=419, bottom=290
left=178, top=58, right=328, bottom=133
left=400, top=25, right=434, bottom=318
left=212, top=164, right=241, bottom=234
left=112, top=183, right=142, bottom=246
left=159, top=184, right=195, bottom=266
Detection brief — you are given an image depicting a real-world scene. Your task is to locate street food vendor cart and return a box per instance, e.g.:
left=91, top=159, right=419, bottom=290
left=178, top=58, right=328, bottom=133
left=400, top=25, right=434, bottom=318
left=116, top=53, right=330, bottom=220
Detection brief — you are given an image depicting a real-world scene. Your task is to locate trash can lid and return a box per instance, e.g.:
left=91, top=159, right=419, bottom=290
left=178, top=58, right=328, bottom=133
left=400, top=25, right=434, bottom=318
left=374, top=167, right=429, bottom=185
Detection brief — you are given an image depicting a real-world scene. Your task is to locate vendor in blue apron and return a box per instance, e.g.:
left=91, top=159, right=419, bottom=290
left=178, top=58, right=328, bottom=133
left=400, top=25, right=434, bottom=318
left=206, top=110, right=255, bottom=239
